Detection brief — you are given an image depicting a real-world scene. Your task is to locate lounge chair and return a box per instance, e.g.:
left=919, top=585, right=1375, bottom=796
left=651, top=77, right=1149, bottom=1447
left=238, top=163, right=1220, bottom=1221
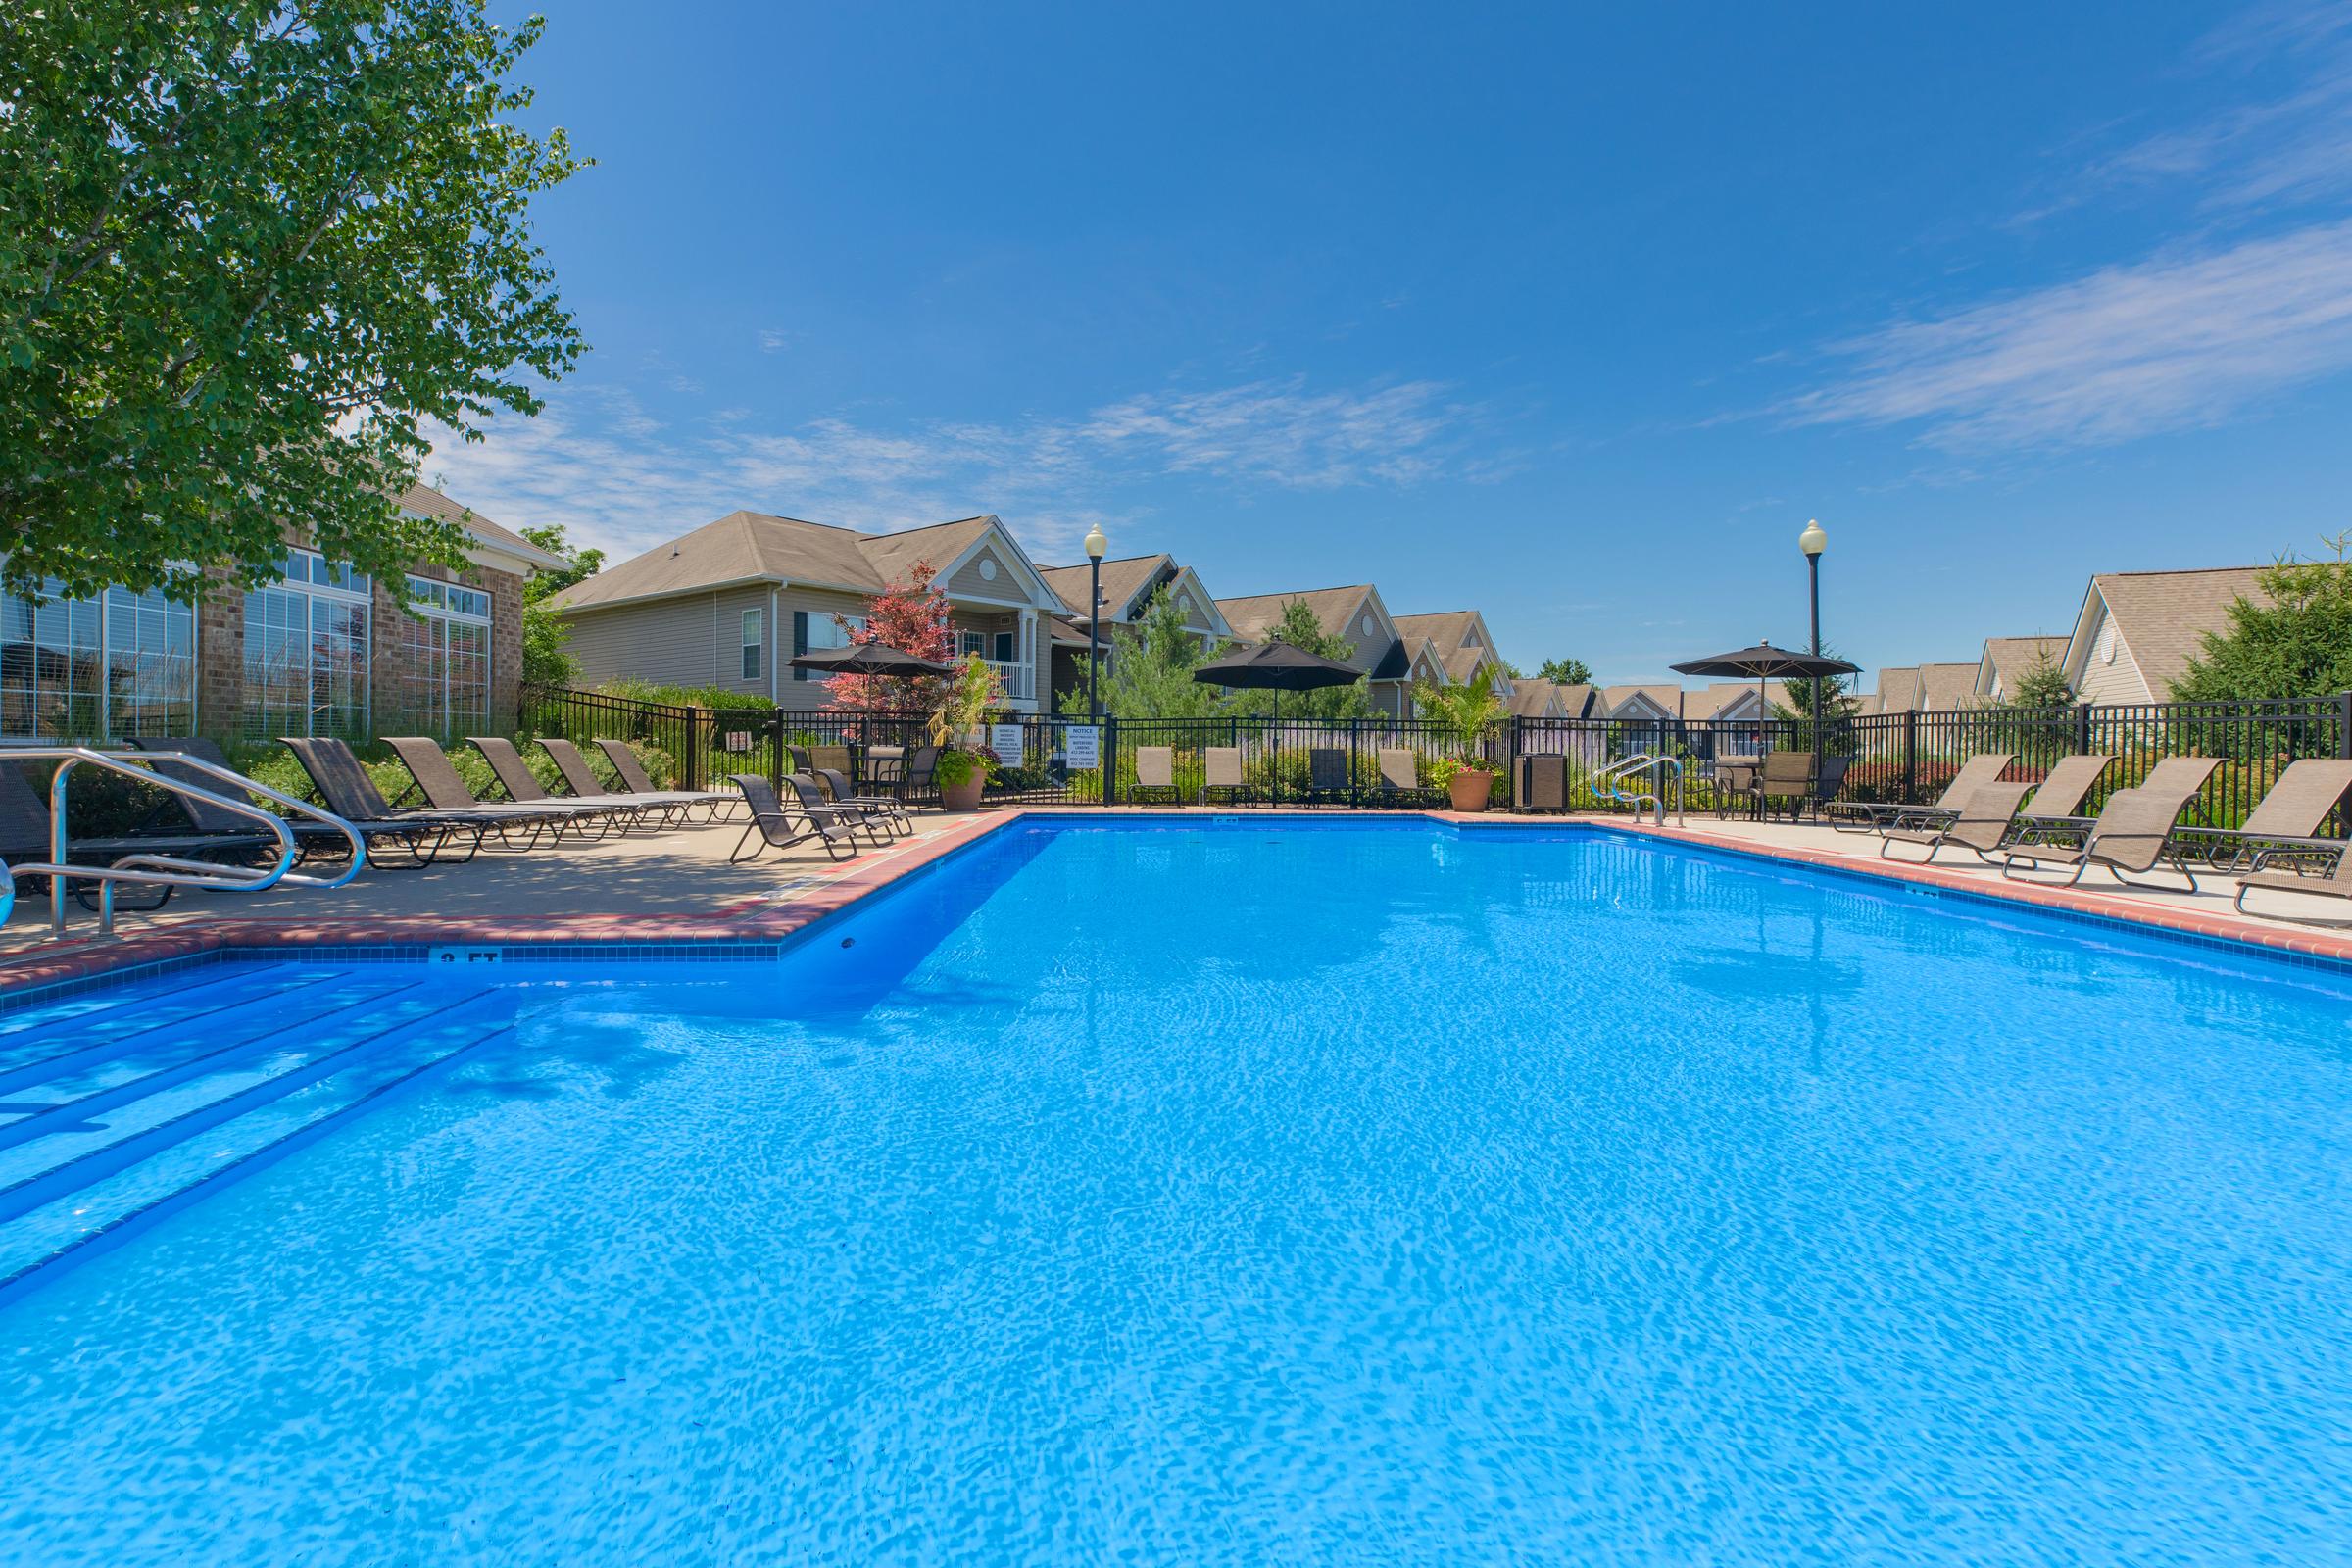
left=2000, top=757, right=2222, bottom=891
left=2235, top=852, right=2352, bottom=924
left=1829, top=753, right=2014, bottom=835
left=0, top=758, right=287, bottom=912
left=465, top=736, right=644, bottom=832
left=1306, top=748, right=1349, bottom=806
left=593, top=737, right=743, bottom=822
left=785, top=773, right=892, bottom=847
left=378, top=736, right=604, bottom=848
left=276, top=737, right=487, bottom=866
left=1375, top=749, right=1422, bottom=804
left=2002, top=753, right=2116, bottom=842
left=813, top=767, right=911, bottom=835
left=725, top=774, right=858, bottom=864
left=128, top=735, right=383, bottom=865
left=1130, top=746, right=1182, bottom=805
left=1880, top=780, right=2035, bottom=865
left=1515, top=753, right=1568, bottom=814
left=537, top=737, right=722, bottom=826
left=1202, top=747, right=1250, bottom=806
left=2178, top=758, right=2352, bottom=873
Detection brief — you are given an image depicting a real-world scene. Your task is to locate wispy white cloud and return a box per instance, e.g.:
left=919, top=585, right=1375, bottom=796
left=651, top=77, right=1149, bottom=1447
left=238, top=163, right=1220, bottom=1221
left=428, top=374, right=1485, bottom=563
left=1786, top=219, right=2352, bottom=449
left=756, top=329, right=791, bottom=353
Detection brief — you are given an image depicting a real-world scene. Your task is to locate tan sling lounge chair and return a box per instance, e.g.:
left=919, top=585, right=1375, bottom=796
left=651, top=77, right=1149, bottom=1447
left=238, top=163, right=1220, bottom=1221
left=2000, top=757, right=2221, bottom=891
left=1880, top=780, right=2034, bottom=865
left=1202, top=747, right=1248, bottom=806
left=2235, top=853, right=2352, bottom=924
left=1829, top=753, right=2013, bottom=834
left=2180, top=758, right=2352, bottom=872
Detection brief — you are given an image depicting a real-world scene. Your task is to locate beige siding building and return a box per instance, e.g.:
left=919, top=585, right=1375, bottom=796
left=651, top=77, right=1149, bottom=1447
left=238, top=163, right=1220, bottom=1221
left=545, top=513, right=1066, bottom=712
left=2059, top=567, right=2269, bottom=706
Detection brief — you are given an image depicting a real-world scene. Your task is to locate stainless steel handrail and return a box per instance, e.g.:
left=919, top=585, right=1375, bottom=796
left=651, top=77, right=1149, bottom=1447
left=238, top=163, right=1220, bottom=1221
left=1591, top=753, right=1684, bottom=827
left=5, top=747, right=366, bottom=939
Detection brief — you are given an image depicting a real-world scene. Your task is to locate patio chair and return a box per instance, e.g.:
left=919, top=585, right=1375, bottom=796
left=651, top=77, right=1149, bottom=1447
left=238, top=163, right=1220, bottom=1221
left=1828, top=752, right=2013, bottom=835
left=1192, top=747, right=1245, bottom=808
left=0, top=757, right=286, bottom=913
left=1130, top=746, right=1183, bottom=805
left=536, top=737, right=720, bottom=826
left=863, top=744, right=908, bottom=795
left=128, top=735, right=388, bottom=866
left=466, top=736, right=645, bottom=833
left=593, top=737, right=743, bottom=822
left=724, top=774, right=858, bottom=864
left=1306, top=748, right=1350, bottom=806
left=378, top=736, right=603, bottom=849
left=1516, top=753, right=1568, bottom=814
left=1749, top=751, right=1814, bottom=819
left=2234, top=850, right=2352, bottom=924
left=2006, top=753, right=2116, bottom=842
left=2177, top=758, right=2352, bottom=873
left=783, top=772, right=892, bottom=847
left=901, top=745, right=940, bottom=805
left=2000, top=757, right=2222, bottom=892
left=1880, top=780, right=2034, bottom=866
left=1374, top=748, right=1422, bottom=805
left=276, top=737, right=486, bottom=867
left=814, top=767, right=911, bottom=835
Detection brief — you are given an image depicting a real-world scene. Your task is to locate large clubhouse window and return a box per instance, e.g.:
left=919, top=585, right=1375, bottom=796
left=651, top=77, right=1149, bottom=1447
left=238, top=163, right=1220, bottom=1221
left=792, top=611, right=865, bottom=681
left=0, top=580, right=196, bottom=740
left=390, top=575, right=492, bottom=737
left=244, top=549, right=371, bottom=740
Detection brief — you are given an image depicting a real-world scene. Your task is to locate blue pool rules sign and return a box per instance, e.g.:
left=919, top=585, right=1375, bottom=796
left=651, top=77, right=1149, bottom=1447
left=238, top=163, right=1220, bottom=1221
left=1065, top=725, right=1100, bottom=770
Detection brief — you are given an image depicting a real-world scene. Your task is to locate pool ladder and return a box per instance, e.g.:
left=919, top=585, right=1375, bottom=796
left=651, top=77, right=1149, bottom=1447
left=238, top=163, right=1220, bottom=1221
left=1591, top=754, right=1684, bottom=826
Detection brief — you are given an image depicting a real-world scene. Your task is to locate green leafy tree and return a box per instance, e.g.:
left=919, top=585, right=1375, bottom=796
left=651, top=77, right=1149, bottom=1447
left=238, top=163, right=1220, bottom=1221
left=2172, top=537, right=2352, bottom=701
left=1238, top=597, right=1371, bottom=720
left=0, top=1, right=587, bottom=600
left=1538, top=656, right=1593, bottom=685
left=1056, top=587, right=1230, bottom=719
left=516, top=521, right=599, bottom=686
left=1770, top=644, right=1862, bottom=751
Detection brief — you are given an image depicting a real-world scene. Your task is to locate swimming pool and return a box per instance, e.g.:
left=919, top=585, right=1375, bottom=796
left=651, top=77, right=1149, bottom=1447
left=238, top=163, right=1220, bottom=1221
left=2, top=817, right=2348, bottom=1564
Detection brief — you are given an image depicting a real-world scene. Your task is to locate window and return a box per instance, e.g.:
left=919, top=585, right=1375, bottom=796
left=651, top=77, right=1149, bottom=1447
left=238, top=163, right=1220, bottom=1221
left=741, top=608, right=763, bottom=681
left=2095, top=615, right=2118, bottom=666
left=390, top=575, right=493, bottom=738
left=0, top=581, right=196, bottom=740
left=243, top=548, right=371, bottom=740
left=791, top=611, right=864, bottom=681
left=957, top=629, right=1016, bottom=662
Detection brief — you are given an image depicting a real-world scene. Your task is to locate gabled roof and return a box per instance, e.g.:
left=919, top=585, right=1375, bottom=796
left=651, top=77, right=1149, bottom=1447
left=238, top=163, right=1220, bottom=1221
left=545, top=510, right=1054, bottom=614
left=1872, top=666, right=1921, bottom=713
left=1554, top=683, right=1597, bottom=718
left=1039, top=554, right=1173, bottom=623
left=1212, top=583, right=1379, bottom=645
left=2065, top=566, right=2271, bottom=697
left=1977, top=635, right=2067, bottom=697
left=395, top=482, right=570, bottom=573
left=1915, top=662, right=1982, bottom=712
left=1602, top=683, right=1682, bottom=718
left=1393, top=610, right=1506, bottom=690
left=1684, top=680, right=1788, bottom=721
left=1506, top=680, right=1565, bottom=718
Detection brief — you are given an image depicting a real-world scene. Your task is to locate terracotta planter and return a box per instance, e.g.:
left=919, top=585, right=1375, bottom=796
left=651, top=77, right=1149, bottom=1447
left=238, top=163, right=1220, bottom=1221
left=1446, top=769, right=1494, bottom=812
left=938, top=773, right=986, bottom=813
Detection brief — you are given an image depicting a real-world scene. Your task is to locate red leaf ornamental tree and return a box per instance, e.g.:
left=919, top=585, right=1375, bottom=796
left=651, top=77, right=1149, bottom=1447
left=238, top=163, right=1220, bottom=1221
left=825, top=562, right=956, bottom=720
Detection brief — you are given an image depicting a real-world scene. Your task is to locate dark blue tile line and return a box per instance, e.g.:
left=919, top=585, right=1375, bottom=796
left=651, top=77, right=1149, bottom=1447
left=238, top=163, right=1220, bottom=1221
left=1566, top=821, right=2352, bottom=979
left=0, top=951, right=229, bottom=1017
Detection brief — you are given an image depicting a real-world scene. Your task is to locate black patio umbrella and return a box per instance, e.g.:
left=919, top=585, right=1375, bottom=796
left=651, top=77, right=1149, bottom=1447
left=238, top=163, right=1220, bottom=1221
left=1191, top=640, right=1363, bottom=718
left=1670, top=639, right=1860, bottom=723
left=788, top=642, right=956, bottom=677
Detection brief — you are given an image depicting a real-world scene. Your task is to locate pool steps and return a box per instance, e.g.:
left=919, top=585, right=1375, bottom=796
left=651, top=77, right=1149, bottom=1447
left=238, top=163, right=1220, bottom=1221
left=0, top=965, right=510, bottom=1294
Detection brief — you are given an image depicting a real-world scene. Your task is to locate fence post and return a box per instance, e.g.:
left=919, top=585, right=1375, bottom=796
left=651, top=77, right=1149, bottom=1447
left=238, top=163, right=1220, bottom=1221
left=683, top=707, right=704, bottom=791
left=1901, top=709, right=1918, bottom=804
left=2075, top=702, right=2093, bottom=757
left=1103, top=715, right=1119, bottom=807
left=2339, top=692, right=2352, bottom=760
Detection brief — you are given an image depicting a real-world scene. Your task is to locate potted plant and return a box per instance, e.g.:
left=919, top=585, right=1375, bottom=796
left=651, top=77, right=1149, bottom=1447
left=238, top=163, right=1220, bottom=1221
left=1414, top=666, right=1505, bottom=812
left=928, top=652, right=1003, bottom=812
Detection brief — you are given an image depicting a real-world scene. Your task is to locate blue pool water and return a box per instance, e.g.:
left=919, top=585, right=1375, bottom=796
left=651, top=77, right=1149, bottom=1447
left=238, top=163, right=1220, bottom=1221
left=1, top=818, right=2349, bottom=1564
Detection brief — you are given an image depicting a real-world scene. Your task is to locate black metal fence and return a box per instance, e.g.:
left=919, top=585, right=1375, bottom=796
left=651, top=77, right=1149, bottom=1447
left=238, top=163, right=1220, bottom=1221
left=519, top=685, right=2352, bottom=829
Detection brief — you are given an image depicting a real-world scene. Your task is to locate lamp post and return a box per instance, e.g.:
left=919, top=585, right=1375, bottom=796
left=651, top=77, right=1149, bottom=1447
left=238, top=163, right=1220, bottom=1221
left=1799, top=517, right=1828, bottom=813
left=1083, top=523, right=1108, bottom=720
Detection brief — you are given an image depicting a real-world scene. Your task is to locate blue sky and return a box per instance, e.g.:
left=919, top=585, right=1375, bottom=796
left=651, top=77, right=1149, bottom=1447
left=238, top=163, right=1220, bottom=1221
left=437, top=1, right=2352, bottom=683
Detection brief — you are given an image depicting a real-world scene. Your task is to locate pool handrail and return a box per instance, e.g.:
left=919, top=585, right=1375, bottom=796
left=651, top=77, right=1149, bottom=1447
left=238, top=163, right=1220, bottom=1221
left=8, top=746, right=366, bottom=939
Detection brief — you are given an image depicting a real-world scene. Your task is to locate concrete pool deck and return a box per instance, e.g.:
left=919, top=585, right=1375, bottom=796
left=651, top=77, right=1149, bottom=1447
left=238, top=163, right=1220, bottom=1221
left=1, top=804, right=2345, bottom=993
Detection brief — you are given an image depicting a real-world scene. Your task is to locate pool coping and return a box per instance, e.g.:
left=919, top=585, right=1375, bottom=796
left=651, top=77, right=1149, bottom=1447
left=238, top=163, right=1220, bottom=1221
left=3, top=804, right=2346, bottom=1000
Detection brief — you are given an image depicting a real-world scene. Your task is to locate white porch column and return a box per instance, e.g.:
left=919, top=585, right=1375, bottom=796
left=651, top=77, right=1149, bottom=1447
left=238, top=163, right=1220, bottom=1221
left=1016, top=607, right=1038, bottom=708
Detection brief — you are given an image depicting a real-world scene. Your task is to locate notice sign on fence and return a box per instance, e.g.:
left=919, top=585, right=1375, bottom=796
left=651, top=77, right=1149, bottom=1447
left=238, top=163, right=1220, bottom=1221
left=990, top=724, right=1025, bottom=767
left=1065, top=724, right=1101, bottom=770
